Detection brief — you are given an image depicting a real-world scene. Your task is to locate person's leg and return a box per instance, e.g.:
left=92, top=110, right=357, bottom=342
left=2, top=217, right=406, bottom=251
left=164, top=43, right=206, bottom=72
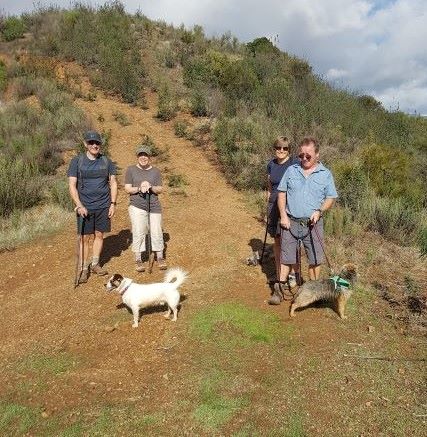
left=303, top=219, right=324, bottom=281
left=91, top=208, right=110, bottom=275
left=308, top=264, right=321, bottom=280
left=150, top=213, right=166, bottom=269
left=129, top=206, right=149, bottom=259
left=79, top=234, right=92, bottom=283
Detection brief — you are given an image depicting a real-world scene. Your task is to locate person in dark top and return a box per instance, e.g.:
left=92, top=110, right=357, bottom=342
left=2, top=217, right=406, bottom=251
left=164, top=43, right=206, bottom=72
left=124, top=145, right=166, bottom=272
left=68, top=130, right=118, bottom=284
left=266, top=136, right=298, bottom=304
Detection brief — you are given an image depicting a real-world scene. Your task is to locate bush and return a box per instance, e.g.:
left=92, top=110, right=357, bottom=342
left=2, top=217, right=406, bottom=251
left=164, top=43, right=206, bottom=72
left=174, top=121, right=188, bottom=137
left=112, top=111, right=131, bottom=126
left=0, top=61, right=7, bottom=92
left=1, top=16, right=26, bottom=41
left=190, top=87, right=208, bottom=117
left=50, top=178, right=73, bottom=211
left=157, top=81, right=177, bottom=121
left=0, top=156, right=45, bottom=217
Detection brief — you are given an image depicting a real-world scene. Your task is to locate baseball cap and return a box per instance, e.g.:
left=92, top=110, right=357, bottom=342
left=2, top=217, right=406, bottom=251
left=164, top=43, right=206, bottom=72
left=83, top=130, right=102, bottom=144
left=136, top=145, right=152, bottom=156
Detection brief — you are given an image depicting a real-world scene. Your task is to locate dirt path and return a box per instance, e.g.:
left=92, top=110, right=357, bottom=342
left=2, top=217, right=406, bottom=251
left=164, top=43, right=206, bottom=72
left=1, top=83, right=425, bottom=435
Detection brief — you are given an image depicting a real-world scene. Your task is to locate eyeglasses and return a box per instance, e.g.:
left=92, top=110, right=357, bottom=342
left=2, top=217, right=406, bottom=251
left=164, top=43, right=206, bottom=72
left=275, top=146, right=289, bottom=151
left=298, top=153, right=312, bottom=160
left=87, top=141, right=101, bottom=146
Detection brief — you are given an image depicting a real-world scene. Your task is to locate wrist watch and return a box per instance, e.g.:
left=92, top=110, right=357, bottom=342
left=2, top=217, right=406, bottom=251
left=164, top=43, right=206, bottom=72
left=111, top=202, right=117, bottom=205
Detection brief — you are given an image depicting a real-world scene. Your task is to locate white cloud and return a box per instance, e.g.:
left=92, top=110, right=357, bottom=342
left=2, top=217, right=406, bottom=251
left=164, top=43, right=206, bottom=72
left=2, top=0, right=427, bottom=114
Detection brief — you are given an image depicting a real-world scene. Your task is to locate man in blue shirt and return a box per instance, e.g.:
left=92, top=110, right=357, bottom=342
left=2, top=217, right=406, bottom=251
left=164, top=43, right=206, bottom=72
left=68, top=131, right=117, bottom=284
left=276, top=137, right=337, bottom=296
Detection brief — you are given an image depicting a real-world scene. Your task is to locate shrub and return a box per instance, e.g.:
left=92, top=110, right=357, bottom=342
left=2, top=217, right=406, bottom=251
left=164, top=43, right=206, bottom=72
left=1, top=16, right=26, bottom=41
left=157, top=81, right=177, bottom=121
left=190, top=87, right=208, bottom=117
left=174, top=121, right=188, bottom=137
left=0, top=61, right=7, bottom=92
left=0, top=156, right=45, bottom=217
left=112, top=111, right=131, bottom=126
left=167, top=173, right=188, bottom=188
left=50, top=178, right=73, bottom=211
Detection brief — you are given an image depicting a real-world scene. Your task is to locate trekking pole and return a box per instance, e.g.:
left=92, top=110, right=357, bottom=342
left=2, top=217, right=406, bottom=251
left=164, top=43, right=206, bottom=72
left=259, top=202, right=270, bottom=266
left=147, top=191, right=155, bottom=274
left=73, top=214, right=85, bottom=288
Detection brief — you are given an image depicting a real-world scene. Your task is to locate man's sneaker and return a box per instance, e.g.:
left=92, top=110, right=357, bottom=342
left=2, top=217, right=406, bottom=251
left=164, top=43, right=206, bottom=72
left=79, top=269, right=89, bottom=284
left=135, top=260, right=145, bottom=272
left=157, top=258, right=167, bottom=270
left=91, top=264, right=108, bottom=276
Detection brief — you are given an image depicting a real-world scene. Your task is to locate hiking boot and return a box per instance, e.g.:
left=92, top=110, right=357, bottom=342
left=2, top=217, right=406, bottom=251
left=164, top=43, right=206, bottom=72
left=135, top=260, right=145, bottom=272
left=157, top=258, right=167, bottom=270
left=79, top=269, right=89, bottom=284
left=268, top=283, right=284, bottom=305
left=91, top=264, right=108, bottom=276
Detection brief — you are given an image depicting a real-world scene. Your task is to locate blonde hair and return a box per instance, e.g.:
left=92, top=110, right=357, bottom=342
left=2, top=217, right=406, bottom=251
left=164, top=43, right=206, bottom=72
left=273, top=136, right=290, bottom=149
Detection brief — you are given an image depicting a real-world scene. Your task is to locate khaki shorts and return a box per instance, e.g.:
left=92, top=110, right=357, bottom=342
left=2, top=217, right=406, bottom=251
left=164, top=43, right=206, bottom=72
left=280, top=218, right=324, bottom=266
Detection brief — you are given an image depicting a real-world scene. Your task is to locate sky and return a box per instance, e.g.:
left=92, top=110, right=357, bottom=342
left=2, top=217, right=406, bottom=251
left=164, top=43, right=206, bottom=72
left=2, top=0, right=427, bottom=115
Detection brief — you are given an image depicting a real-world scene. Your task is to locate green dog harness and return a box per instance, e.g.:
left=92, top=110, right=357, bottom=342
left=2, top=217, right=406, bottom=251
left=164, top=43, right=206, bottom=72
left=330, top=275, right=350, bottom=291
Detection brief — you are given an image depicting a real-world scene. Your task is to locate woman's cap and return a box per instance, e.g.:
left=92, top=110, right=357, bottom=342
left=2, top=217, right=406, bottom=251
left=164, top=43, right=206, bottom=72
left=136, top=145, right=152, bottom=156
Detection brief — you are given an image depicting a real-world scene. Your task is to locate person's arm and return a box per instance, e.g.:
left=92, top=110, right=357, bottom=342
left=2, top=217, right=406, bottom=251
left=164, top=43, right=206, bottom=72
left=278, top=191, right=290, bottom=229
left=267, top=175, right=272, bottom=202
left=68, top=176, right=88, bottom=217
left=310, top=198, right=335, bottom=224
left=124, top=184, right=141, bottom=194
left=108, top=175, right=118, bottom=218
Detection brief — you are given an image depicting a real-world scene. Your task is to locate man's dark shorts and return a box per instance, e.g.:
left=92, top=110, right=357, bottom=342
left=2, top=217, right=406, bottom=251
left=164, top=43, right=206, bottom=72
left=280, top=217, right=324, bottom=265
left=76, top=208, right=111, bottom=235
left=267, top=201, right=281, bottom=237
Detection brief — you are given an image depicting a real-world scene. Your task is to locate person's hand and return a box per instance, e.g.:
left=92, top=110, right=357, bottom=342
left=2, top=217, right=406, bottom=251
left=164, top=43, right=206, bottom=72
left=280, top=215, right=290, bottom=230
left=108, top=203, right=116, bottom=218
left=77, top=206, right=88, bottom=217
left=310, top=210, right=322, bottom=224
left=140, top=181, right=151, bottom=193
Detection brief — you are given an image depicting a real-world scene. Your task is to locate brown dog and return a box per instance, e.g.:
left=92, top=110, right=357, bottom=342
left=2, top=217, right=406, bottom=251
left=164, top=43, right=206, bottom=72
left=289, top=264, right=357, bottom=319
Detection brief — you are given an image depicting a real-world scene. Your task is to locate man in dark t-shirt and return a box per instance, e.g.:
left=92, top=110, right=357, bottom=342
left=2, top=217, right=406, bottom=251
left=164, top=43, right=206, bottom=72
left=68, top=131, right=117, bottom=284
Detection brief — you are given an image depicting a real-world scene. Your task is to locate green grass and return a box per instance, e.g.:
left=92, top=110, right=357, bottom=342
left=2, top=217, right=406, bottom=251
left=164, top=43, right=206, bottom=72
left=193, top=370, right=248, bottom=430
left=190, top=302, right=287, bottom=347
left=0, top=403, right=39, bottom=435
left=112, top=111, right=131, bottom=126
left=17, top=352, right=77, bottom=376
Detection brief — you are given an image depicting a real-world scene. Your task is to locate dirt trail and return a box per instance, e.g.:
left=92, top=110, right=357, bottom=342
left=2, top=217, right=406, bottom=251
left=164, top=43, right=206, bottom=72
left=0, top=87, right=276, bottom=406
left=1, top=81, right=425, bottom=434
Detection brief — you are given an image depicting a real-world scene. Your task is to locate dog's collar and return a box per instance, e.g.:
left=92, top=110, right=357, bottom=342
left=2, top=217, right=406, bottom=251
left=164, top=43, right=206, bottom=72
left=117, top=279, right=133, bottom=295
left=330, top=275, right=350, bottom=290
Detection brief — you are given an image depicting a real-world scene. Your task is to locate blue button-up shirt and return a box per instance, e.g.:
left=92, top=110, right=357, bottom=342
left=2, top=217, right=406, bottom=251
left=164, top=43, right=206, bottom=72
left=277, top=162, right=338, bottom=218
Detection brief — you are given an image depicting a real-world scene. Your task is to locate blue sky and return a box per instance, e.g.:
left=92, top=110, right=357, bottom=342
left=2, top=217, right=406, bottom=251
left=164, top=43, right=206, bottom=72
left=2, top=0, right=426, bottom=114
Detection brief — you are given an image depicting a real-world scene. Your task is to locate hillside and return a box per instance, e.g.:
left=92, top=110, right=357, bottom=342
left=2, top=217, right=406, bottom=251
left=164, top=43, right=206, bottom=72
left=0, top=4, right=426, bottom=435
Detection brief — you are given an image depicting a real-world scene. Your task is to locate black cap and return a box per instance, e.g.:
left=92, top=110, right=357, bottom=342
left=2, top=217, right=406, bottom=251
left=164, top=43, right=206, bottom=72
left=83, top=130, right=102, bottom=144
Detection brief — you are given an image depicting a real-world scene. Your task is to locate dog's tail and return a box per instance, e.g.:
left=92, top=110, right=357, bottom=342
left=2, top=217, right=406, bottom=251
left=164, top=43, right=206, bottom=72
left=164, top=267, right=188, bottom=288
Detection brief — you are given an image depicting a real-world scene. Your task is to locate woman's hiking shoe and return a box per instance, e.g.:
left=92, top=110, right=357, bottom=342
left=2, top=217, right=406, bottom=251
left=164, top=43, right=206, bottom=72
left=79, top=269, right=89, bottom=284
left=135, top=260, right=146, bottom=272
left=91, top=264, right=108, bottom=276
left=157, top=259, right=167, bottom=270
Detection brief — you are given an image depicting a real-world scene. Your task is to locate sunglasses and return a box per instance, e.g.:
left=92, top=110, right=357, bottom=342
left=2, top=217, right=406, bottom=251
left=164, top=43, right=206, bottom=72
left=87, top=141, right=101, bottom=146
left=298, top=153, right=312, bottom=160
left=275, top=146, right=289, bottom=151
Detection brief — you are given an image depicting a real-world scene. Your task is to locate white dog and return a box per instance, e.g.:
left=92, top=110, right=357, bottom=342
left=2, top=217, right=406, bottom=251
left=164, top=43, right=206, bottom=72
left=105, top=268, right=188, bottom=328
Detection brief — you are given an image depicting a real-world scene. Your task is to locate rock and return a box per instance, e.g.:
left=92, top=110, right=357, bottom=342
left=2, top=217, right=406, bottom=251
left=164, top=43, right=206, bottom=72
left=367, top=325, right=375, bottom=333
